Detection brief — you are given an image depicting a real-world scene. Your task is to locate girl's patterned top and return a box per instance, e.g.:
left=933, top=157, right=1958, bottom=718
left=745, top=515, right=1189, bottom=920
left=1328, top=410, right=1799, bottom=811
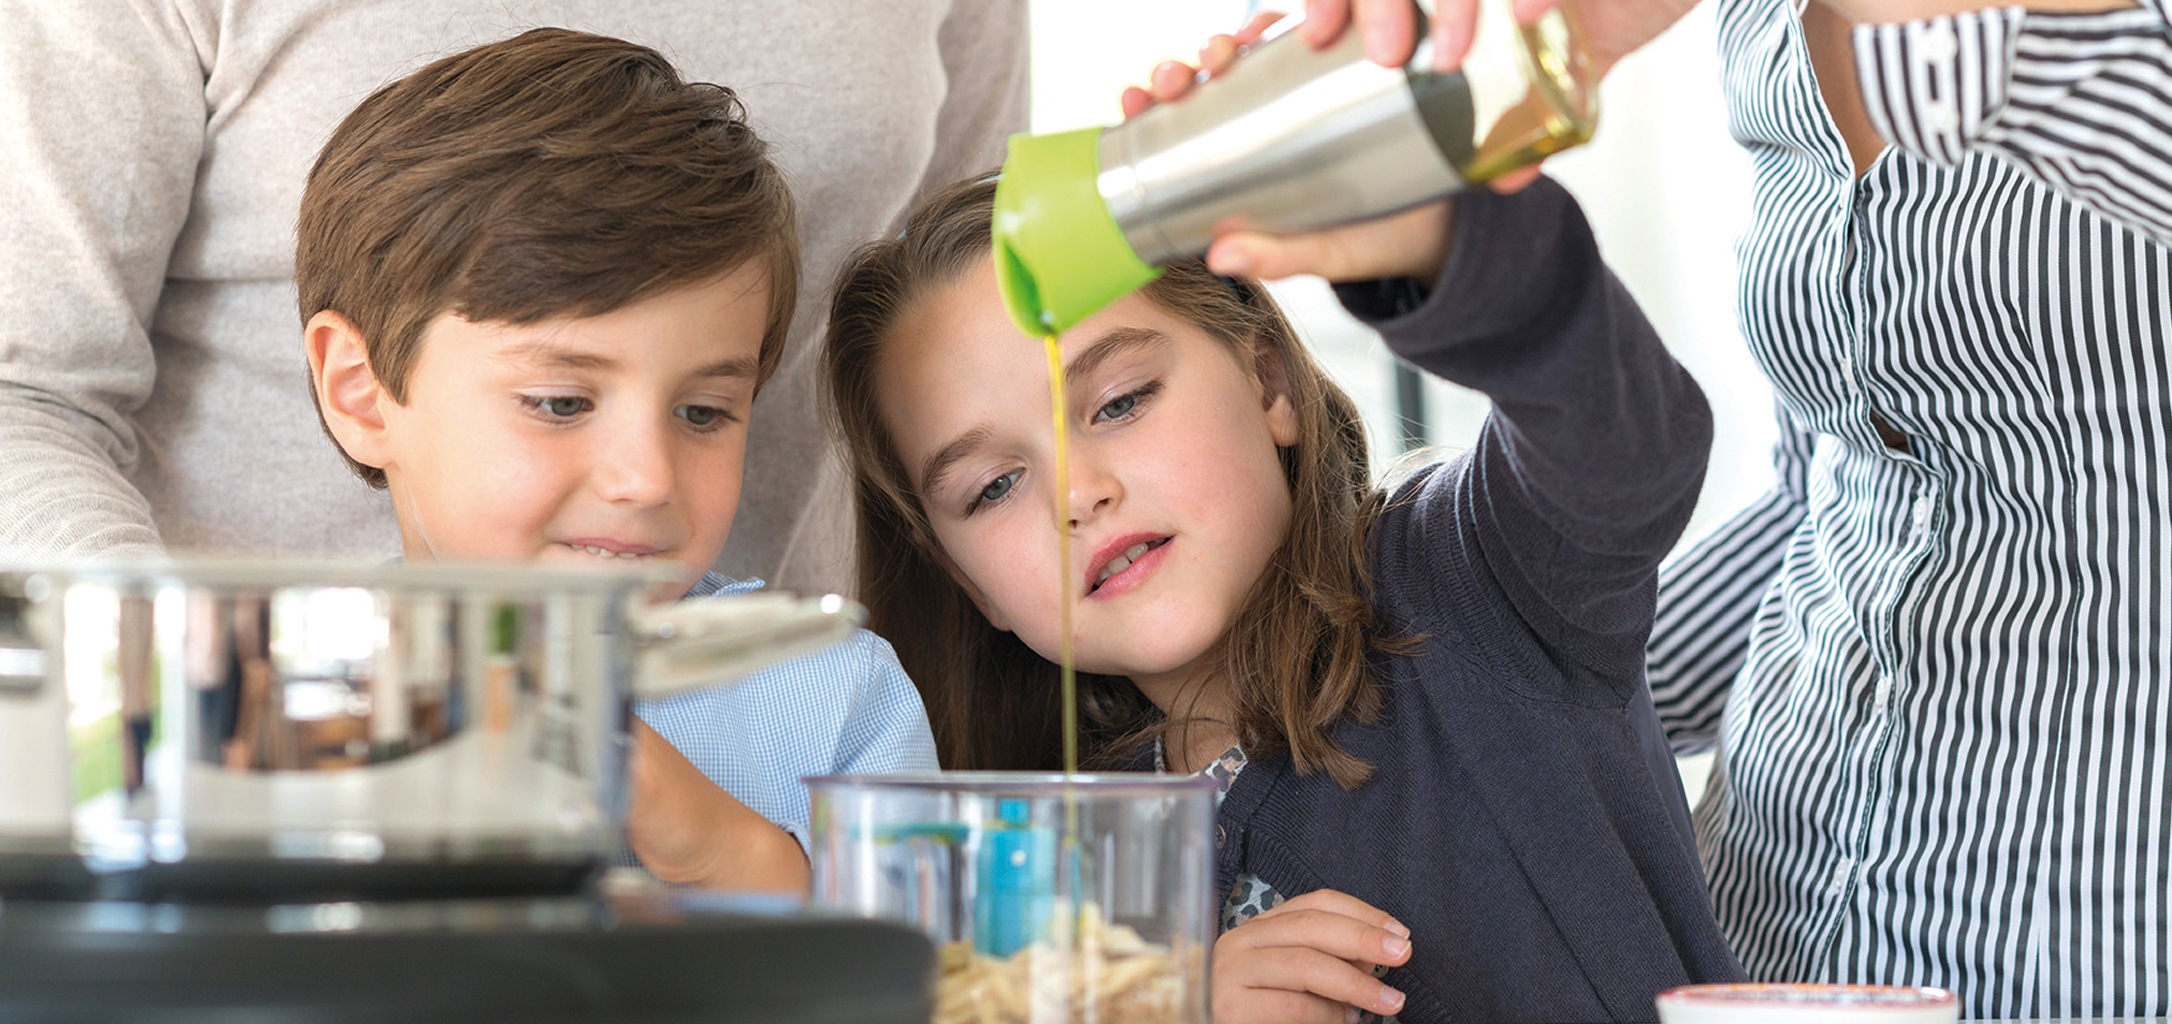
left=1162, top=739, right=1398, bottom=1024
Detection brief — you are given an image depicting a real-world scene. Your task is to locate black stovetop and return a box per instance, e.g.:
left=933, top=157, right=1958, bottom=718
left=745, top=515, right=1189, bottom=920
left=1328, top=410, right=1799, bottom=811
left=0, top=889, right=933, bottom=1023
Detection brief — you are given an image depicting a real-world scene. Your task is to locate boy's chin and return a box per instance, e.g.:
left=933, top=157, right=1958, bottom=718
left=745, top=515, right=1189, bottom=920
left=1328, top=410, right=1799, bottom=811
left=530, top=545, right=700, bottom=589
left=643, top=571, right=704, bottom=606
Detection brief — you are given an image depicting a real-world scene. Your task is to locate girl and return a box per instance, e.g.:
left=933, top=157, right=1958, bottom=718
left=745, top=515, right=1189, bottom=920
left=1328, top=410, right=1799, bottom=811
left=821, top=167, right=1741, bottom=1020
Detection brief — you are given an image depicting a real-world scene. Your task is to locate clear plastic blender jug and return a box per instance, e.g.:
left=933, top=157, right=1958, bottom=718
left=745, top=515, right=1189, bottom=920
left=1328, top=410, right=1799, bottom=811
left=805, top=772, right=1218, bottom=1024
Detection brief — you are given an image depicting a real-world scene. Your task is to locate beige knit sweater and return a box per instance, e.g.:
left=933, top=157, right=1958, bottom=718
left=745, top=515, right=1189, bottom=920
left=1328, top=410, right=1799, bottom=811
left=0, top=0, right=1026, bottom=597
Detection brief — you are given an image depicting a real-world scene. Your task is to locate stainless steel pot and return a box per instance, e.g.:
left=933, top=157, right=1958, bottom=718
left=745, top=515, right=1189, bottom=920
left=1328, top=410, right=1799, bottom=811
left=0, top=560, right=862, bottom=902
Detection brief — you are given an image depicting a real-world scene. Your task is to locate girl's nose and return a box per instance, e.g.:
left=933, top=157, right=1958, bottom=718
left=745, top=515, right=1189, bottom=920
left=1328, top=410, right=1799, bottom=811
left=1063, top=451, right=1120, bottom=529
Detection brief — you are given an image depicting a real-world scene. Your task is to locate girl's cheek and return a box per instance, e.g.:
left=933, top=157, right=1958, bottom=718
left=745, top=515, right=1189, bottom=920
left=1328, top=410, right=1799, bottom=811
left=978, top=522, right=1049, bottom=606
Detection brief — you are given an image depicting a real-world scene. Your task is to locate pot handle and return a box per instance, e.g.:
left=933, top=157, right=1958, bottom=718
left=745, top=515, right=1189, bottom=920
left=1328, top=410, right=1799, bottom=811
left=0, top=640, right=43, bottom=695
left=629, top=592, right=867, bottom=699
left=0, top=590, right=43, bottom=695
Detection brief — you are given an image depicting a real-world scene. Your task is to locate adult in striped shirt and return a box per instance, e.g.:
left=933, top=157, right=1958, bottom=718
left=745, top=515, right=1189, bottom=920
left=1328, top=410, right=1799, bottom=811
left=1646, top=0, right=2172, bottom=1016
left=1307, top=0, right=2170, bottom=1015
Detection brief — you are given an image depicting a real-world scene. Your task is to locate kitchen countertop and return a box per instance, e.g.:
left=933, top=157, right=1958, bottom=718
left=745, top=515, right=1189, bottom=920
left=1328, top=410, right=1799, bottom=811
left=0, top=890, right=936, bottom=1023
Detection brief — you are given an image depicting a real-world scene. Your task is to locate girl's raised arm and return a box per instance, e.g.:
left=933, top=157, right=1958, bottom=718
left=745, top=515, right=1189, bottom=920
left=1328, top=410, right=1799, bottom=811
left=1344, top=177, right=1713, bottom=693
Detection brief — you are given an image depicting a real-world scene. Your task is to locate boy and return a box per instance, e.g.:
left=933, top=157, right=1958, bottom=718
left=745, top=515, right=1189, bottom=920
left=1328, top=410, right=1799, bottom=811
left=295, top=28, right=936, bottom=892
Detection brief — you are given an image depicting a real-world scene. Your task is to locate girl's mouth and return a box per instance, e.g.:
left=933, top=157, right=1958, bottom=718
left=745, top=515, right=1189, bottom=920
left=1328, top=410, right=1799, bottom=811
left=1089, top=537, right=1170, bottom=595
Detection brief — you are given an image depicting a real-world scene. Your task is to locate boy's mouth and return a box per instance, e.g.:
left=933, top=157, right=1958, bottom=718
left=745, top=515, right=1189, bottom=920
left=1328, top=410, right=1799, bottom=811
left=1089, top=536, right=1170, bottom=595
left=560, top=539, right=661, bottom=560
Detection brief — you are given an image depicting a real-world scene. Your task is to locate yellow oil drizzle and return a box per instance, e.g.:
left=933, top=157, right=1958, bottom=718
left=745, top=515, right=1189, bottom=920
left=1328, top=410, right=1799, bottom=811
left=1006, top=244, right=1085, bottom=953
left=1045, top=333, right=1090, bottom=957
left=1044, top=335, right=1077, bottom=778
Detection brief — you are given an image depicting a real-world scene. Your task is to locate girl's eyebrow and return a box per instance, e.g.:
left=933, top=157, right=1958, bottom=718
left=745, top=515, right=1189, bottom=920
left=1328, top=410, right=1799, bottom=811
left=1064, top=327, right=1167, bottom=387
left=920, top=426, right=991, bottom=501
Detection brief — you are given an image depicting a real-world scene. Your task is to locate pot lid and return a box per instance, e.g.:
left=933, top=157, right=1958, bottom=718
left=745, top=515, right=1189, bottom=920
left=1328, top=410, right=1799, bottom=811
left=0, top=557, right=675, bottom=594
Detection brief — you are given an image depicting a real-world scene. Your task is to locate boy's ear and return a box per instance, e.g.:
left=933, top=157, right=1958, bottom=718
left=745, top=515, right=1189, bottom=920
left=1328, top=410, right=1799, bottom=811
left=304, top=310, right=396, bottom=474
left=1253, top=341, right=1300, bottom=448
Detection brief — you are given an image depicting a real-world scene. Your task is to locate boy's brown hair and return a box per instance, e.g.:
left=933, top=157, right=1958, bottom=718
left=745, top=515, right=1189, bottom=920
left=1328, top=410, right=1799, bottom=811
left=297, top=27, right=799, bottom=487
left=824, top=176, right=1398, bottom=789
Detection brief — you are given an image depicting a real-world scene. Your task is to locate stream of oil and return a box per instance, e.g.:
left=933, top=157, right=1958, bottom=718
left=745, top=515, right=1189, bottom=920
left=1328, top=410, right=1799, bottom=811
left=1004, top=228, right=1085, bottom=948
left=1045, top=335, right=1078, bottom=778
left=1042, top=332, right=1090, bottom=958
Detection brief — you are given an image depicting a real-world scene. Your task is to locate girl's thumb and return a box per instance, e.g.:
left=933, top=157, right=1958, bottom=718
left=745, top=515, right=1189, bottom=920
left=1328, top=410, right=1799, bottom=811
left=1206, top=232, right=1335, bottom=281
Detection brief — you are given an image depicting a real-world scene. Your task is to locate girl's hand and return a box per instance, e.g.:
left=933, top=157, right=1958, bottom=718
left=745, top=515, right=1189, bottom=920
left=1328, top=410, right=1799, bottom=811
left=1213, top=889, right=1414, bottom=1023
left=1208, top=203, right=1456, bottom=287
left=1113, top=10, right=1466, bottom=284
left=625, top=718, right=810, bottom=894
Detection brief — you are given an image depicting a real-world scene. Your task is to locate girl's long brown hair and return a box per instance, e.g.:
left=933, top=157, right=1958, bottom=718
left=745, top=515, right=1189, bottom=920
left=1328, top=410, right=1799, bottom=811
left=824, top=177, right=1393, bottom=788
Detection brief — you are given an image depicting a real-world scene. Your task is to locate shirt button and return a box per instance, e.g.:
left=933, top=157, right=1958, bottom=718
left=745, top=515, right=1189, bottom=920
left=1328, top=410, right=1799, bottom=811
left=1922, top=100, right=1960, bottom=133
left=1911, top=495, right=1934, bottom=529
left=1916, top=21, right=1959, bottom=65
left=1874, top=675, right=1893, bottom=713
left=1828, top=858, right=1855, bottom=896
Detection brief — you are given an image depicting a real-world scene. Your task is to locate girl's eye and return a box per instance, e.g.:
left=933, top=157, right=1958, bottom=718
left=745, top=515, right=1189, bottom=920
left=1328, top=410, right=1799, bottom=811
left=968, top=469, right=1022, bottom=515
left=1092, top=382, right=1160, bottom=424
left=677, top=404, right=735, bottom=430
left=525, top=395, right=592, bottom=419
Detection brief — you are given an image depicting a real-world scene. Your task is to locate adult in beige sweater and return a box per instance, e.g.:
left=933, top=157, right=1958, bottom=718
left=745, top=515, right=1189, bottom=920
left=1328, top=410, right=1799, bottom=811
left=0, top=0, right=1025, bottom=597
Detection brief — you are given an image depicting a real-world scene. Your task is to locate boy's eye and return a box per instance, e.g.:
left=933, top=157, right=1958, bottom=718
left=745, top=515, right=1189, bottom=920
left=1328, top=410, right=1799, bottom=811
left=525, top=395, right=592, bottom=419
left=677, top=404, right=735, bottom=429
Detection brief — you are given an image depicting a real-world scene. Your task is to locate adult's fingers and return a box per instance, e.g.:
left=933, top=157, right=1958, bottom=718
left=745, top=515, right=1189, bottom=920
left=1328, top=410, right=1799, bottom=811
left=1552, top=0, right=1707, bottom=80
left=1298, top=0, right=1355, bottom=49
left=1195, top=11, right=1288, bottom=82
left=1199, top=33, right=1243, bottom=77
left=1235, top=9, right=1289, bottom=46
left=1117, top=63, right=1196, bottom=120
left=1299, top=0, right=1421, bottom=66
left=1124, top=10, right=1291, bottom=121
left=1488, top=165, right=1546, bottom=194
left=1119, top=84, right=1155, bottom=119
left=1356, top=0, right=1422, bottom=65
left=1428, top=0, right=1479, bottom=70
left=1512, top=0, right=1563, bottom=22
left=1149, top=59, right=1198, bottom=103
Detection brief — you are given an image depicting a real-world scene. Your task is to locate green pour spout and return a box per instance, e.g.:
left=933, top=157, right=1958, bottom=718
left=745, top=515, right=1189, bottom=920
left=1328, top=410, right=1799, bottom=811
left=991, top=128, right=1162, bottom=337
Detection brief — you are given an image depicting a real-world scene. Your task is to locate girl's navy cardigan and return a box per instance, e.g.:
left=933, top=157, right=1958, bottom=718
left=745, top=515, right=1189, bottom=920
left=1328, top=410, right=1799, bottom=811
left=1214, top=177, right=1746, bottom=1023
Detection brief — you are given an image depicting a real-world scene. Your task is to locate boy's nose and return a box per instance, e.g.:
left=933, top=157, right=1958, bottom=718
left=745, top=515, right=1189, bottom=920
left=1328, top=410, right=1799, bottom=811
left=594, top=421, right=675, bottom=507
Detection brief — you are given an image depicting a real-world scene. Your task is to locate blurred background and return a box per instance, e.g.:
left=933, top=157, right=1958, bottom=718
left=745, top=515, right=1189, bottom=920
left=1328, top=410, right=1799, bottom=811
left=1026, top=0, right=1755, bottom=797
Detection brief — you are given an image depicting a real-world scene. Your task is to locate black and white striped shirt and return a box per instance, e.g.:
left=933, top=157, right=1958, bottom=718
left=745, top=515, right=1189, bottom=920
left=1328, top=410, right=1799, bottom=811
left=1648, top=0, right=2172, bottom=1017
